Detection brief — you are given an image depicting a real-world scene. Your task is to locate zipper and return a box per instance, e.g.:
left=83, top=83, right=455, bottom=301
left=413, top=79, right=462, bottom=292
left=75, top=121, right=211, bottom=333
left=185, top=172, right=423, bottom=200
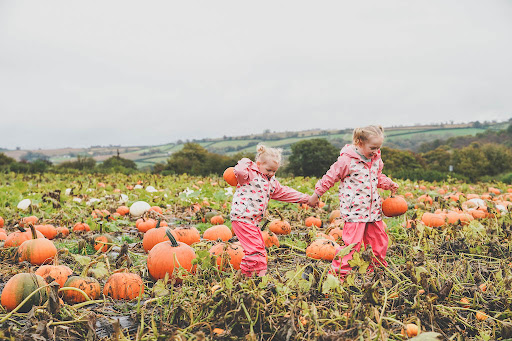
left=367, top=161, right=373, bottom=221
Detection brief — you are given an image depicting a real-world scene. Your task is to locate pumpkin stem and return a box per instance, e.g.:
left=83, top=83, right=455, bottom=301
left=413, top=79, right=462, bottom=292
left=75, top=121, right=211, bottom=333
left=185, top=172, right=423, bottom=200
left=155, top=219, right=161, bottom=229
left=274, top=209, right=284, bottom=220
left=165, top=229, right=179, bottom=247
left=81, top=260, right=98, bottom=277
left=17, top=225, right=26, bottom=233
left=29, top=224, right=37, bottom=239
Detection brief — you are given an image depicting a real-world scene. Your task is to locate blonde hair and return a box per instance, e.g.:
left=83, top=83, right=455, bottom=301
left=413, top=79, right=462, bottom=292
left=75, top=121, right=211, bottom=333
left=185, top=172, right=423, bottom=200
left=256, top=143, right=282, bottom=165
left=352, top=125, right=384, bottom=145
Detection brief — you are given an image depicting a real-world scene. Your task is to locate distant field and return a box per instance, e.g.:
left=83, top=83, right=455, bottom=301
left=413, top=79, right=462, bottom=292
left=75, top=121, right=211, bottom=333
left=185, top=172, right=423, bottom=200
left=3, top=122, right=508, bottom=168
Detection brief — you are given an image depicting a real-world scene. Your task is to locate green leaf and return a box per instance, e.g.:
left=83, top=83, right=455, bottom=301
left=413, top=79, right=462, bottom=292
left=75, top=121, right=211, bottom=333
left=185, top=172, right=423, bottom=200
left=88, top=262, right=109, bottom=279
left=152, top=276, right=170, bottom=297
left=322, top=274, right=341, bottom=294
left=348, top=252, right=369, bottom=274
left=409, top=332, right=442, bottom=340
left=73, top=254, right=91, bottom=266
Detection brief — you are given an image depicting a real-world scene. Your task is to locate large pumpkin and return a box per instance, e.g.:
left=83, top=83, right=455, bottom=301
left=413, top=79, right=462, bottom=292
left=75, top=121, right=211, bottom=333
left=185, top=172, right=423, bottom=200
left=16, top=226, right=57, bottom=265
left=203, top=225, right=232, bottom=242
left=147, top=230, right=197, bottom=280
left=209, top=242, right=244, bottom=271
left=382, top=196, right=408, bottom=217
left=421, top=212, right=445, bottom=228
left=35, top=264, right=73, bottom=288
left=1, top=273, right=48, bottom=312
left=223, top=167, right=238, bottom=186
left=103, top=272, right=144, bottom=300
left=62, top=276, right=101, bottom=304
left=35, top=224, right=58, bottom=240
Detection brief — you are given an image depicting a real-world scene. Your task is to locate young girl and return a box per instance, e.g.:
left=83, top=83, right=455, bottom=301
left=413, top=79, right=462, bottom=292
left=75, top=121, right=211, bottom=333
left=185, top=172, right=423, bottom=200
left=308, top=125, right=399, bottom=278
left=231, top=144, right=311, bottom=277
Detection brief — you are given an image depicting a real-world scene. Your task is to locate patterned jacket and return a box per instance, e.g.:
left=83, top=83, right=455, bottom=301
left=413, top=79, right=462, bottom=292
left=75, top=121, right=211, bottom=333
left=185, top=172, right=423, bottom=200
left=230, top=158, right=310, bottom=224
left=314, top=145, right=395, bottom=222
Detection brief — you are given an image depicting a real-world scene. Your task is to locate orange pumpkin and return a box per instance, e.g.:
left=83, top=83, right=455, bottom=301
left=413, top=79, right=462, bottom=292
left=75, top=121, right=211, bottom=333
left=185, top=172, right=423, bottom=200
left=269, top=219, right=292, bottom=235
left=147, top=230, right=197, bottom=280
left=210, top=215, right=225, bottom=225
left=103, top=272, right=144, bottom=300
left=223, top=167, right=238, bottom=186
left=401, top=323, right=419, bottom=338
left=1, top=273, right=48, bottom=312
left=35, top=224, right=57, bottom=240
left=20, top=216, right=38, bottom=228
left=418, top=194, right=433, bottom=205
left=306, top=239, right=341, bottom=261
left=328, top=210, right=341, bottom=223
left=94, top=234, right=113, bottom=252
left=382, top=196, right=408, bottom=217
left=35, top=264, right=73, bottom=288
left=62, top=276, right=101, bottom=304
left=421, top=213, right=445, bottom=228
left=174, top=226, right=201, bottom=245
left=209, top=242, right=244, bottom=270
left=137, top=218, right=158, bottom=233
left=0, top=216, right=4, bottom=228
left=328, top=227, right=343, bottom=242
left=149, top=206, right=163, bottom=214
left=143, top=224, right=178, bottom=252
left=262, top=230, right=280, bottom=248
left=0, top=230, right=6, bottom=241
left=17, top=226, right=57, bottom=265
left=4, top=226, right=45, bottom=248
left=116, top=206, right=130, bottom=216
left=56, top=226, right=70, bottom=237
left=476, top=311, right=488, bottom=321
left=73, top=222, right=91, bottom=232
left=305, top=217, right=322, bottom=228
left=203, top=225, right=233, bottom=242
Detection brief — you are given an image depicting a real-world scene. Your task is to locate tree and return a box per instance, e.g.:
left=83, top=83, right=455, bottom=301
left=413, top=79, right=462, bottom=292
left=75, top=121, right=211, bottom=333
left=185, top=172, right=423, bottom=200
left=451, top=143, right=490, bottom=181
left=0, top=153, right=16, bottom=166
left=285, top=139, right=339, bottom=177
left=422, top=146, right=452, bottom=172
left=380, top=147, right=423, bottom=175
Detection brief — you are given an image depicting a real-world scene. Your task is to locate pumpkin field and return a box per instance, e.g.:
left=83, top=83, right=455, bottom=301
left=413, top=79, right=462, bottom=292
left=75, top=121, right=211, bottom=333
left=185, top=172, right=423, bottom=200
left=1, top=172, right=512, bottom=340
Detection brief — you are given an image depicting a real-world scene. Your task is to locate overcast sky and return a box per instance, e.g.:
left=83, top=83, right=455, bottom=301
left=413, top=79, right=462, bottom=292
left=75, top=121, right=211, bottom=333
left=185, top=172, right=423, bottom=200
left=1, top=1, right=511, bottom=150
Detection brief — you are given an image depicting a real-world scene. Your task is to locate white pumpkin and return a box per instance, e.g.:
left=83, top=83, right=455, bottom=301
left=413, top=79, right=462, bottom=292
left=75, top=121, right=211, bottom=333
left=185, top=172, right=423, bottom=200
left=146, top=186, right=157, bottom=193
left=17, top=199, right=31, bottom=210
left=130, top=201, right=151, bottom=216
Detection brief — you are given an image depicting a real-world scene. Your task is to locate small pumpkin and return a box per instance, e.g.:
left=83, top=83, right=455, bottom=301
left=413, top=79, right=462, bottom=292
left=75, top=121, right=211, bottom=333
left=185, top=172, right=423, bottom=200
left=147, top=229, right=197, bottom=280
left=262, top=230, right=279, bottom=248
left=210, top=215, right=225, bottom=225
left=209, top=242, right=244, bottom=270
left=116, top=206, right=130, bottom=216
left=35, top=264, right=73, bottom=288
left=476, top=311, right=488, bottom=321
left=20, top=216, right=38, bottom=228
left=1, top=273, right=48, bottom=312
left=130, top=201, right=151, bottom=216
left=35, top=224, right=58, bottom=240
left=174, top=226, right=201, bottom=245
left=401, top=323, right=419, bottom=338
left=203, top=224, right=233, bottom=242
left=73, top=222, right=91, bottom=232
left=223, top=167, right=238, bottom=186
left=306, top=239, right=341, bottom=261
left=0, top=216, right=4, bottom=228
left=421, top=213, right=445, bottom=228
left=269, top=219, right=291, bottom=235
left=149, top=206, right=163, bottom=214
left=328, top=227, right=343, bottom=242
left=382, top=196, right=408, bottom=217
left=56, top=226, right=70, bottom=237
left=328, top=210, right=341, bottom=223
left=136, top=218, right=158, bottom=233
left=305, top=217, right=322, bottom=228
left=4, top=226, right=45, bottom=248
left=94, top=234, right=113, bottom=252
left=62, top=276, right=101, bottom=304
left=142, top=220, right=178, bottom=252
left=103, top=272, right=144, bottom=300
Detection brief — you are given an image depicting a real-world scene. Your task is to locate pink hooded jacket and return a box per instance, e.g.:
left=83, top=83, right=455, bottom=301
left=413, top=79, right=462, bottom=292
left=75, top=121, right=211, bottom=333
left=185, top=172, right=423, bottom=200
left=230, top=158, right=310, bottom=224
left=314, top=145, right=395, bottom=222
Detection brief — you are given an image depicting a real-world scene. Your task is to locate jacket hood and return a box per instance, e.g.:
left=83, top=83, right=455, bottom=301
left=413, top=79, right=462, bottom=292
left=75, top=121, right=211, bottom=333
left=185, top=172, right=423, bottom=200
left=340, top=144, right=381, bottom=162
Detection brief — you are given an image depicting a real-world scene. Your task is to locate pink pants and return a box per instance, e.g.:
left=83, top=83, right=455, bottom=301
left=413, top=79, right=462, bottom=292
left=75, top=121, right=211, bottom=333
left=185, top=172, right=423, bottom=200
left=330, top=221, right=388, bottom=277
left=231, top=221, right=267, bottom=277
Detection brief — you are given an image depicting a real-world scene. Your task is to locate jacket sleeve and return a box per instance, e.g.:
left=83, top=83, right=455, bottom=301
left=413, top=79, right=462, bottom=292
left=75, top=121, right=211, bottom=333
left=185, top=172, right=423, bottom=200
left=271, top=180, right=310, bottom=203
left=377, top=159, right=394, bottom=190
left=314, top=155, right=350, bottom=197
left=233, top=158, right=254, bottom=186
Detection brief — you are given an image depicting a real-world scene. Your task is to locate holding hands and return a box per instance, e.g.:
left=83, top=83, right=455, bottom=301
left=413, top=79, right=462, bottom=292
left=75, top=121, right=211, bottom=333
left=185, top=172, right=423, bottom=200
left=307, top=193, right=320, bottom=208
left=390, top=181, right=399, bottom=194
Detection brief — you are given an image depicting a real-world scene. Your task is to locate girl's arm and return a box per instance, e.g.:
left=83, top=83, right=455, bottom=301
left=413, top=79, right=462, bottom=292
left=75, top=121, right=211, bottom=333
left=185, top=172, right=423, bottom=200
left=271, top=180, right=310, bottom=204
left=233, top=158, right=254, bottom=186
left=377, top=160, right=397, bottom=190
left=314, top=155, right=350, bottom=197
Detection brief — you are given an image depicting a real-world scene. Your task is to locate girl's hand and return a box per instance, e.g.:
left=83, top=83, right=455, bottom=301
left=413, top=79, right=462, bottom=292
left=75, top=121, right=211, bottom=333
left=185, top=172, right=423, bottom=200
left=308, top=194, right=319, bottom=208
left=390, top=182, right=399, bottom=194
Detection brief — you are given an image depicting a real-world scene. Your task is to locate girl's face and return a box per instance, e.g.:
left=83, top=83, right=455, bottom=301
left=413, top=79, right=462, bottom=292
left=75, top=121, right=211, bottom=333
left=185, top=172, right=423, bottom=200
left=257, top=159, right=279, bottom=179
left=357, top=135, right=383, bottom=159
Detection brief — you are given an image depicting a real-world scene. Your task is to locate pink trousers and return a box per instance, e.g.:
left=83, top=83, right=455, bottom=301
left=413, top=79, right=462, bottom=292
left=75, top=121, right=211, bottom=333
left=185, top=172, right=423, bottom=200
left=231, top=221, right=267, bottom=277
left=330, top=221, right=388, bottom=277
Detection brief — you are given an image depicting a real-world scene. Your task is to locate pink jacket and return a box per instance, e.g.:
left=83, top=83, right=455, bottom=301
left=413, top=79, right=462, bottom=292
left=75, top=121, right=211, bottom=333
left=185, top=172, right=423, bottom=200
left=314, top=145, right=395, bottom=222
left=230, top=158, right=310, bottom=224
